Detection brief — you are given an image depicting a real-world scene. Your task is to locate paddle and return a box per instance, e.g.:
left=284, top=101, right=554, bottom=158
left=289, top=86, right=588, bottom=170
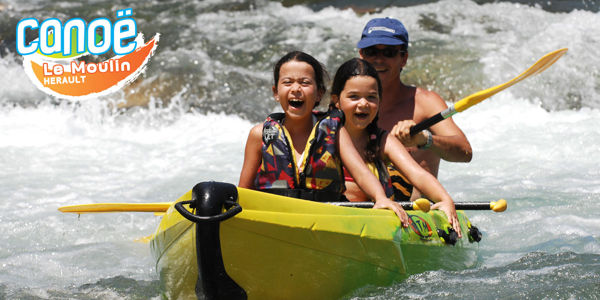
left=58, top=198, right=506, bottom=214
left=330, top=198, right=507, bottom=213
left=58, top=202, right=171, bottom=214
left=410, top=48, right=568, bottom=135
left=330, top=198, right=432, bottom=212
left=58, top=198, right=430, bottom=214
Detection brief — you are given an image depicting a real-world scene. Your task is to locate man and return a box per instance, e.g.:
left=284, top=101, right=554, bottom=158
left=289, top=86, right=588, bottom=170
left=357, top=17, right=472, bottom=199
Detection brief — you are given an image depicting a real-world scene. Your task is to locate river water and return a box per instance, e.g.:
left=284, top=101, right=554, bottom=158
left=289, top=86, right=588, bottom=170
left=1, top=0, right=599, bottom=299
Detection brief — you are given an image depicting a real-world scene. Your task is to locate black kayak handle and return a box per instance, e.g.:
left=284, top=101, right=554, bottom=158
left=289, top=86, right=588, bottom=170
left=175, top=200, right=242, bottom=223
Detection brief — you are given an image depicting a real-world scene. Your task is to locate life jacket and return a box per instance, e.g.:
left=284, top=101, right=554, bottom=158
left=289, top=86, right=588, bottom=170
left=254, top=110, right=346, bottom=202
left=375, top=127, right=413, bottom=201
left=387, top=164, right=413, bottom=201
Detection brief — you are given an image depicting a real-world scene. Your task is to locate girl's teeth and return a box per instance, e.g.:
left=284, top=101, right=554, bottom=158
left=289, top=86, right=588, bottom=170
left=289, top=99, right=304, bottom=108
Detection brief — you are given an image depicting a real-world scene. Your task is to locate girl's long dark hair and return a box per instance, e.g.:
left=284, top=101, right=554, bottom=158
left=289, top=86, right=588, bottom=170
left=330, top=58, right=383, bottom=162
left=273, top=51, right=329, bottom=107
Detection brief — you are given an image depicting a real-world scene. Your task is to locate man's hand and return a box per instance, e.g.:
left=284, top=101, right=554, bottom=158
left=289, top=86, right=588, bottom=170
left=390, top=120, right=429, bottom=148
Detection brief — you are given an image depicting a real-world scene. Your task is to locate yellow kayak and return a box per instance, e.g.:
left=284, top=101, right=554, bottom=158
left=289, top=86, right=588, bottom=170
left=148, top=181, right=483, bottom=299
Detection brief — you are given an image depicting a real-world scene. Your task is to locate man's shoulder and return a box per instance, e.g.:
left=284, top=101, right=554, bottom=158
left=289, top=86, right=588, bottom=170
left=414, top=86, right=443, bottom=102
left=414, top=87, right=448, bottom=113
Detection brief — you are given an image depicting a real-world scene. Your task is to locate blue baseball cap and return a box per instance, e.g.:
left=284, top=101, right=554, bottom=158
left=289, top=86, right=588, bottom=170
left=357, top=17, right=409, bottom=49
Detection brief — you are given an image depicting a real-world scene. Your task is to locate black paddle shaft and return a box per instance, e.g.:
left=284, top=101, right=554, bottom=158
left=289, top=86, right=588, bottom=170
left=328, top=201, right=493, bottom=211
left=453, top=202, right=493, bottom=210
left=328, top=201, right=414, bottom=209
left=410, top=112, right=445, bottom=136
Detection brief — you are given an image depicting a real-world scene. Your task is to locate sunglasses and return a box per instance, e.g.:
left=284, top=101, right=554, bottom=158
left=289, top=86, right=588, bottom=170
left=362, top=46, right=405, bottom=58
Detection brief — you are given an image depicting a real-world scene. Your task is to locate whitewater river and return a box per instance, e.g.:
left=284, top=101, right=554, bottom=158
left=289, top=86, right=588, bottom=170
left=1, top=0, right=599, bottom=298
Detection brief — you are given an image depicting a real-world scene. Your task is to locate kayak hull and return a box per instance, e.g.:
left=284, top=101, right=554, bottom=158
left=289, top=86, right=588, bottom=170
left=150, top=182, right=479, bottom=299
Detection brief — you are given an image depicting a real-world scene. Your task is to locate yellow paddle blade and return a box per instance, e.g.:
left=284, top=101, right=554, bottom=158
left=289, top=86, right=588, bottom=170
left=58, top=202, right=172, bottom=214
left=413, top=198, right=431, bottom=212
left=490, top=199, right=507, bottom=212
left=135, top=234, right=154, bottom=243
left=454, top=48, right=568, bottom=112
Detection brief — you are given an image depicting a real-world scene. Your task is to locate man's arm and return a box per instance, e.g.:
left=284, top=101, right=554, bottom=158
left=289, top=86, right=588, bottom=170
left=393, top=88, right=472, bottom=163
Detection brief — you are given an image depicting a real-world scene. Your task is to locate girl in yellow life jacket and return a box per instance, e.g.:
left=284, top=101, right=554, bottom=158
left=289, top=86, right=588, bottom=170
left=330, top=58, right=462, bottom=237
left=238, top=51, right=409, bottom=226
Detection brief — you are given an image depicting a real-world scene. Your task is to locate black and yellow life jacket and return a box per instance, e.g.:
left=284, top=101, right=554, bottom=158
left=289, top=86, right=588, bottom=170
left=254, top=110, right=346, bottom=202
left=373, top=128, right=413, bottom=201
left=387, top=164, right=413, bottom=201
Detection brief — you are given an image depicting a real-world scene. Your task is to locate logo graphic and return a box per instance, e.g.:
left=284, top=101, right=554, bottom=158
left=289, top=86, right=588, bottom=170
left=408, top=215, right=433, bottom=239
left=368, top=26, right=395, bottom=34
left=16, top=9, right=159, bottom=100
left=263, top=125, right=279, bottom=145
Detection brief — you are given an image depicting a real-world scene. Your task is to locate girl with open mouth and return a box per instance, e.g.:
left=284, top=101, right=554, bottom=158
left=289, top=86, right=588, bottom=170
left=330, top=58, right=462, bottom=236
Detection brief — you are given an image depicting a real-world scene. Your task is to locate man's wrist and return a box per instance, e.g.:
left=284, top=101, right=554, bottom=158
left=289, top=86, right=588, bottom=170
left=418, top=129, right=433, bottom=149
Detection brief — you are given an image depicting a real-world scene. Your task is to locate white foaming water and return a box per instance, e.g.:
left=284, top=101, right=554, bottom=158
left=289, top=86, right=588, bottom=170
left=441, top=94, right=600, bottom=261
left=0, top=102, right=251, bottom=294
